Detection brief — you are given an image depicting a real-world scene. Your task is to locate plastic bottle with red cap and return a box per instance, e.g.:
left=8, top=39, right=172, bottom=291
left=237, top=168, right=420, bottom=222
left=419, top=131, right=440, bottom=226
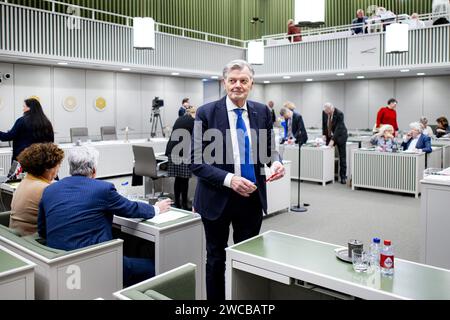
left=380, top=240, right=394, bottom=276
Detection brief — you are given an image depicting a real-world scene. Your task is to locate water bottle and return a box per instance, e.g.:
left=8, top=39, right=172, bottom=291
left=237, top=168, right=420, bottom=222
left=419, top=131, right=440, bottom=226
left=118, top=181, right=129, bottom=196
left=369, top=237, right=381, bottom=269
left=380, top=240, right=394, bottom=276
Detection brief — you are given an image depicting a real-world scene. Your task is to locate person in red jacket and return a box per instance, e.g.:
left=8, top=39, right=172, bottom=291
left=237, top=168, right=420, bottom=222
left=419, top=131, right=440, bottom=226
left=287, top=19, right=302, bottom=42
left=376, top=98, right=399, bottom=136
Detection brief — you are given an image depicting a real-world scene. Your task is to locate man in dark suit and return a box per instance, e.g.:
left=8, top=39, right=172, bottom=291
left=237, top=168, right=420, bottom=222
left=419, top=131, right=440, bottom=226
left=322, top=102, right=348, bottom=184
left=401, top=121, right=432, bottom=153
left=191, top=60, right=285, bottom=300
left=267, top=100, right=276, bottom=124
left=178, top=97, right=190, bottom=117
left=38, top=146, right=172, bottom=287
left=279, top=106, right=308, bottom=145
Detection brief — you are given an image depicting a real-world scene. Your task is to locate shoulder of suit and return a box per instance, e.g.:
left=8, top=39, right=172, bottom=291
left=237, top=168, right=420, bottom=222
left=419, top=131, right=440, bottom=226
left=247, top=100, right=267, bottom=111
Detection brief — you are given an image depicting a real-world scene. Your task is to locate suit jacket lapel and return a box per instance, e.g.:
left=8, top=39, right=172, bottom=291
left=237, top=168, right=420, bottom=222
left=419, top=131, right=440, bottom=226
left=215, top=96, right=229, bottom=134
left=247, top=101, right=258, bottom=131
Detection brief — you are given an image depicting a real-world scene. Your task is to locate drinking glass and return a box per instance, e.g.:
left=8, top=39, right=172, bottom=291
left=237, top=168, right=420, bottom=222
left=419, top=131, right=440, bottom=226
left=352, top=249, right=369, bottom=273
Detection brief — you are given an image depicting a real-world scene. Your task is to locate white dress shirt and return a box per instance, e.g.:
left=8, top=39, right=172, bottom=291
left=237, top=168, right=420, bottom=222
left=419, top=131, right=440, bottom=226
left=223, top=96, right=253, bottom=188
left=407, top=135, right=420, bottom=151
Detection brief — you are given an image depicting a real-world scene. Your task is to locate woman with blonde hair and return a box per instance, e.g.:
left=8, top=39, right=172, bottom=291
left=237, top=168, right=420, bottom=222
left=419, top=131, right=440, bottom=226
left=370, top=124, right=398, bottom=152
left=9, top=143, right=64, bottom=235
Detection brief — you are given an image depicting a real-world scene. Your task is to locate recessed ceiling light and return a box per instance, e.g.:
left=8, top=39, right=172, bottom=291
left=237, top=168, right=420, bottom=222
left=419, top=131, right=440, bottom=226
left=202, top=79, right=208, bottom=82
left=121, top=68, right=131, bottom=71
left=263, top=80, right=271, bottom=84
left=282, top=76, right=291, bottom=79
left=357, top=76, right=365, bottom=79
left=417, top=72, right=426, bottom=76
left=211, top=76, right=219, bottom=79
left=171, top=72, right=180, bottom=76
left=400, top=69, right=410, bottom=73
left=305, top=78, right=313, bottom=82
left=336, top=73, right=345, bottom=76
left=57, top=62, right=68, bottom=65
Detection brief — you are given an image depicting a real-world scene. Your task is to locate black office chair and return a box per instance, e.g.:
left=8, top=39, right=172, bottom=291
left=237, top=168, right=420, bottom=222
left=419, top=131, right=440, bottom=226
left=70, top=127, right=89, bottom=143
left=100, top=126, right=117, bottom=141
left=132, top=145, right=168, bottom=197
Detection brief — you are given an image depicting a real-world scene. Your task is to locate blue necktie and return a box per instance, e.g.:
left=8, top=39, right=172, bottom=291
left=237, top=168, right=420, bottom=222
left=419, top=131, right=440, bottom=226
left=234, top=108, right=256, bottom=183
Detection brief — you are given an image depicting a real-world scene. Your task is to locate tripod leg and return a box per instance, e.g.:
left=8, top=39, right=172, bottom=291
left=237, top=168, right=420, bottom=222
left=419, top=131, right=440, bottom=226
left=158, top=115, right=165, bottom=137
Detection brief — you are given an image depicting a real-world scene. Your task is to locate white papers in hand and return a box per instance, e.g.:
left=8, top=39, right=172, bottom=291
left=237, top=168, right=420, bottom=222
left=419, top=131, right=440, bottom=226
left=146, top=210, right=189, bottom=224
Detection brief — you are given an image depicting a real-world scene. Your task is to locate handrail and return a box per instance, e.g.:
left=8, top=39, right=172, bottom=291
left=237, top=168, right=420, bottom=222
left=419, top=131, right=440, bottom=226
left=259, top=11, right=446, bottom=44
left=0, top=0, right=247, bottom=47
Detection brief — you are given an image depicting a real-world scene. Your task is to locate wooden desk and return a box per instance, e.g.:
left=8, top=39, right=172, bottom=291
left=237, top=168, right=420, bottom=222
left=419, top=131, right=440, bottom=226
left=0, top=244, right=35, bottom=300
left=226, top=230, right=450, bottom=300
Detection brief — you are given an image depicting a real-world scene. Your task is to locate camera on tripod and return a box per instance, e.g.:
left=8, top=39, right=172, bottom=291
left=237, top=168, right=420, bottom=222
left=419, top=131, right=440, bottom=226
left=152, top=97, right=164, bottom=110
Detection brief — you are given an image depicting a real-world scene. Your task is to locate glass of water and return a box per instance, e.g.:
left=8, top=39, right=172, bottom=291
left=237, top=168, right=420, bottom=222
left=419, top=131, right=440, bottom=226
left=352, top=249, right=369, bottom=273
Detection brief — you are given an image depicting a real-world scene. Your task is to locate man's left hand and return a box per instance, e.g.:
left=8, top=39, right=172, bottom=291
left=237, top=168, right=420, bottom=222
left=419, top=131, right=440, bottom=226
left=267, top=161, right=285, bottom=182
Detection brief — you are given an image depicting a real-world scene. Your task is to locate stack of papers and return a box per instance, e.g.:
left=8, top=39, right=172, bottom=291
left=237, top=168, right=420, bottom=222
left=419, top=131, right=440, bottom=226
left=147, top=210, right=189, bottom=224
left=423, top=175, right=450, bottom=185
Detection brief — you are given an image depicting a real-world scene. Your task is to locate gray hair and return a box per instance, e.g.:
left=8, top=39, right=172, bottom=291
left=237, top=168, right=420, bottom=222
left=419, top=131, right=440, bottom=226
left=222, top=59, right=255, bottom=80
left=323, top=102, right=334, bottom=111
left=279, top=107, right=290, bottom=117
left=410, top=122, right=423, bottom=133
left=420, top=116, right=428, bottom=124
left=68, top=146, right=99, bottom=176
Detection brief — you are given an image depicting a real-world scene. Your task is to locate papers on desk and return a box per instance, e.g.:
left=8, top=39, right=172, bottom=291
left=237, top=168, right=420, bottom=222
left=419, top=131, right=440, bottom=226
left=146, top=210, right=189, bottom=224
left=423, top=174, right=450, bottom=185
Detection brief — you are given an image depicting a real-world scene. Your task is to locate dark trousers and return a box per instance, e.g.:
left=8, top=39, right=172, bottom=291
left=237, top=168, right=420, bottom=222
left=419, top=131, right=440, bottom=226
left=202, top=191, right=263, bottom=300
left=174, top=177, right=189, bottom=209
left=336, top=142, right=347, bottom=179
left=123, top=256, right=155, bottom=287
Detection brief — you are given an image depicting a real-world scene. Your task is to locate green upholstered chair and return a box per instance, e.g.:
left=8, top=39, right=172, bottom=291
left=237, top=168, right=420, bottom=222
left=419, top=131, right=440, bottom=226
left=113, top=263, right=197, bottom=300
left=0, top=224, right=123, bottom=299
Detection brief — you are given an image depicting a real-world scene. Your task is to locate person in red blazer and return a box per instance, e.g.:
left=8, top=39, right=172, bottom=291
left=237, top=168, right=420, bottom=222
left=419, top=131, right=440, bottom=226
left=376, top=98, right=399, bottom=136
left=287, top=19, right=302, bottom=42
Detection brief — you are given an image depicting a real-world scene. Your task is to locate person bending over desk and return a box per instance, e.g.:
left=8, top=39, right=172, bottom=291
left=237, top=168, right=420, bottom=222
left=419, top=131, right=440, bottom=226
left=38, top=146, right=172, bottom=287
left=401, top=122, right=432, bottom=153
left=9, top=143, right=64, bottom=236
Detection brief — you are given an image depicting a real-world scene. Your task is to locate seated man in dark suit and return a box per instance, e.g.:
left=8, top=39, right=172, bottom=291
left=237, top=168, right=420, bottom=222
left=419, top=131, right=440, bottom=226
left=351, top=9, right=368, bottom=34
left=401, top=122, right=432, bottom=153
left=38, top=146, right=172, bottom=287
left=279, top=106, right=308, bottom=145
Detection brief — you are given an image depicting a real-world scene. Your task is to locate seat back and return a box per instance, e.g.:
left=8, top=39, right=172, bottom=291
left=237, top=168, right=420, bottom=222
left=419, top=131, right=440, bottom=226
left=132, top=145, right=158, bottom=178
left=0, top=211, right=11, bottom=227
left=114, top=263, right=197, bottom=300
left=100, top=126, right=117, bottom=141
left=70, top=127, right=89, bottom=143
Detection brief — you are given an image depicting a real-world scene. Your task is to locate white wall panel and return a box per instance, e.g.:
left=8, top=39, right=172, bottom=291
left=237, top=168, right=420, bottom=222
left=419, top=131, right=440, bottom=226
left=203, top=81, right=221, bottom=104
left=282, top=83, right=303, bottom=114
left=13, top=64, right=52, bottom=121
left=423, top=76, right=450, bottom=124
left=344, top=80, right=370, bottom=130
left=396, top=78, right=423, bottom=131
left=0, top=63, right=15, bottom=133
left=164, top=77, right=187, bottom=130
left=264, top=83, right=284, bottom=117
left=249, top=84, right=266, bottom=104
left=53, top=67, right=86, bottom=141
left=368, top=79, right=395, bottom=130
left=302, top=82, right=322, bottom=128
left=116, top=73, right=142, bottom=139
left=322, top=82, right=345, bottom=110
left=85, top=70, right=115, bottom=138
left=184, top=78, right=203, bottom=110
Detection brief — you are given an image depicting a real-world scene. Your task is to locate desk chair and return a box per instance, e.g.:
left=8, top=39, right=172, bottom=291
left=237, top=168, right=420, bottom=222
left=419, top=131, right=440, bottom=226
left=113, top=263, right=197, bottom=300
left=70, top=127, right=89, bottom=143
left=0, top=211, right=10, bottom=227
left=100, top=126, right=117, bottom=141
left=132, top=145, right=168, bottom=197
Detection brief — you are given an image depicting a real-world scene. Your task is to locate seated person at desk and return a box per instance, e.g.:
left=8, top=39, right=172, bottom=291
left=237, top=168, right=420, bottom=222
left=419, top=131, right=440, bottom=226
left=419, top=116, right=434, bottom=136
left=401, top=122, right=432, bottom=153
left=9, top=143, right=64, bottom=236
left=37, top=146, right=172, bottom=287
left=435, top=116, right=450, bottom=138
left=370, top=124, right=398, bottom=152
left=279, top=106, right=308, bottom=145
left=351, top=9, right=368, bottom=34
